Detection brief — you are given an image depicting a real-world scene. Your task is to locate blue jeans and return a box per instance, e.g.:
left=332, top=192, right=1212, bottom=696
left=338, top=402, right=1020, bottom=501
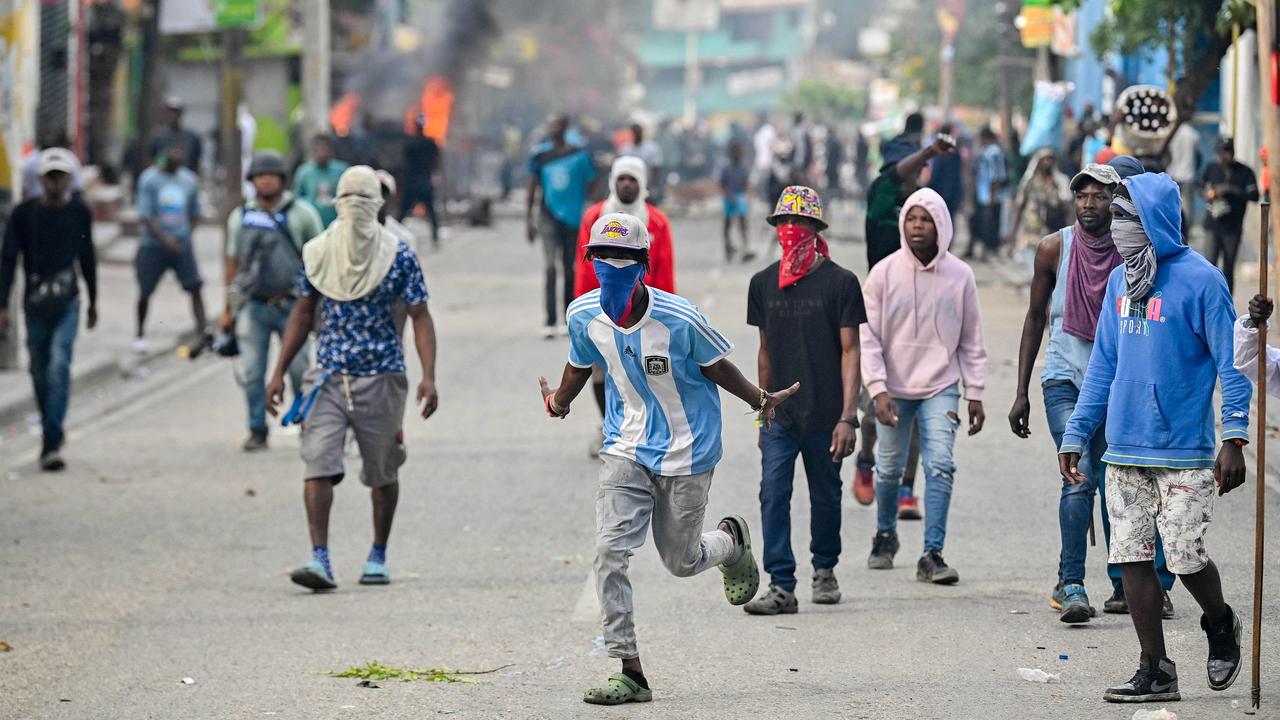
left=237, top=299, right=308, bottom=433
left=25, top=300, right=79, bottom=449
left=875, top=383, right=960, bottom=553
left=1044, top=380, right=1175, bottom=591
left=758, top=420, right=843, bottom=592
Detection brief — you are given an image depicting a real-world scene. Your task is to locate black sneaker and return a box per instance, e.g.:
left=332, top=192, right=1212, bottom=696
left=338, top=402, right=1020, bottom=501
left=1202, top=606, right=1242, bottom=691
left=867, top=531, right=899, bottom=570
left=1161, top=590, right=1175, bottom=620
left=39, top=448, right=66, bottom=472
left=243, top=430, right=268, bottom=452
left=1104, top=588, right=1129, bottom=614
left=1104, top=656, right=1180, bottom=703
left=916, top=551, right=959, bottom=584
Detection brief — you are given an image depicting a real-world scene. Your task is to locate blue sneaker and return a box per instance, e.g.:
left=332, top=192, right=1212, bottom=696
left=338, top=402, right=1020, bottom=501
left=1050, top=582, right=1066, bottom=611
left=359, top=560, right=391, bottom=585
left=290, top=559, right=337, bottom=591
left=1059, top=583, right=1093, bottom=624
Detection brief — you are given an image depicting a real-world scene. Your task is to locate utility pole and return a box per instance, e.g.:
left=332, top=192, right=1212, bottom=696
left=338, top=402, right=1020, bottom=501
left=301, top=0, right=330, bottom=140
left=219, top=27, right=245, bottom=254
left=133, top=0, right=161, bottom=182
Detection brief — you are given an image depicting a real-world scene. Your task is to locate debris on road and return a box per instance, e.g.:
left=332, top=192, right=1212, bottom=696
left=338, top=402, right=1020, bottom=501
left=180, top=677, right=195, bottom=685
left=356, top=680, right=379, bottom=689
left=1016, top=668, right=1059, bottom=683
left=775, top=626, right=797, bottom=631
left=1129, top=709, right=1178, bottom=720
left=0, top=641, right=11, bottom=652
left=245, top=488, right=256, bottom=497
left=331, top=661, right=513, bottom=683
left=546, top=656, right=567, bottom=670
left=1008, top=609, right=1029, bottom=615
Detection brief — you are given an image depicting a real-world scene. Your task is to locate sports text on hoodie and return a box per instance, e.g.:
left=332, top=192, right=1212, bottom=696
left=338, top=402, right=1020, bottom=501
left=860, top=187, right=987, bottom=401
left=1061, top=173, right=1251, bottom=468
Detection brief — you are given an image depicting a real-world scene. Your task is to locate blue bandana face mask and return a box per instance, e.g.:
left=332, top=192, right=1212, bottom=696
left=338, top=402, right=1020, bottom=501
left=593, top=258, right=644, bottom=324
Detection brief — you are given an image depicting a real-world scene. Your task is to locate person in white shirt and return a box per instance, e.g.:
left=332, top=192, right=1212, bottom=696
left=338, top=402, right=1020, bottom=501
left=1165, top=123, right=1201, bottom=231
left=1234, top=294, right=1280, bottom=395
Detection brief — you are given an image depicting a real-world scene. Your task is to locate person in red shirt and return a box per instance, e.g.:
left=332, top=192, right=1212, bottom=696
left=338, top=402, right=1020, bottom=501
left=574, top=156, right=676, bottom=432
left=575, top=156, right=675, bottom=297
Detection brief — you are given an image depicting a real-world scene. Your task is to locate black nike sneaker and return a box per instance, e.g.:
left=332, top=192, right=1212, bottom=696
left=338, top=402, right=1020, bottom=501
left=1103, top=656, right=1180, bottom=703
left=1202, top=606, right=1242, bottom=691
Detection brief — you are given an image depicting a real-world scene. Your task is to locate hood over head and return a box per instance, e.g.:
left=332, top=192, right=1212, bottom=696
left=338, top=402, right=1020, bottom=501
left=603, top=155, right=649, bottom=224
left=1126, top=172, right=1186, bottom=261
left=898, top=187, right=953, bottom=269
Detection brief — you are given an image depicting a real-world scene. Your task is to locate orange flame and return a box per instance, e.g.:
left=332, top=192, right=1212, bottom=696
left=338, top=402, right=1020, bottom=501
left=330, top=93, right=361, bottom=138
left=403, top=76, right=454, bottom=146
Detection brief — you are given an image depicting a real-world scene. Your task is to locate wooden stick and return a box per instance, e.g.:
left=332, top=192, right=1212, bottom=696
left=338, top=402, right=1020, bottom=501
left=1253, top=197, right=1269, bottom=710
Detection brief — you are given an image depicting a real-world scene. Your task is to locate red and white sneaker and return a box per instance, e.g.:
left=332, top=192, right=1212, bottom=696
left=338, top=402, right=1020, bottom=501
left=852, top=457, right=876, bottom=505
left=897, top=495, right=922, bottom=520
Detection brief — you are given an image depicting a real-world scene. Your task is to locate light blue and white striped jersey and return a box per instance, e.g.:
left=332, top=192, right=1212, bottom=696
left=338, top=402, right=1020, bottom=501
left=567, top=288, right=733, bottom=476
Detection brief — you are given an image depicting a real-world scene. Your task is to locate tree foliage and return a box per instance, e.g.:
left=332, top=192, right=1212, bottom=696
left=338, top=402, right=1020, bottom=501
left=1053, top=0, right=1254, bottom=120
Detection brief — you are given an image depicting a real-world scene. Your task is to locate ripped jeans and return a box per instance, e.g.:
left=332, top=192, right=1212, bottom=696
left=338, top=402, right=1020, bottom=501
left=875, top=383, right=960, bottom=553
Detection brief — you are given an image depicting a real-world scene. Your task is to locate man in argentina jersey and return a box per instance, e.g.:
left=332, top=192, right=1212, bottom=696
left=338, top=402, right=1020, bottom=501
left=539, top=213, right=798, bottom=706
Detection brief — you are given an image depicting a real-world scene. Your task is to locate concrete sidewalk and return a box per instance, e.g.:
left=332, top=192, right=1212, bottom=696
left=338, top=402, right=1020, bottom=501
left=0, top=223, right=227, bottom=429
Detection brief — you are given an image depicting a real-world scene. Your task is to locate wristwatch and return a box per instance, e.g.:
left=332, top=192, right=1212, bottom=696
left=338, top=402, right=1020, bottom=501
left=838, top=415, right=860, bottom=429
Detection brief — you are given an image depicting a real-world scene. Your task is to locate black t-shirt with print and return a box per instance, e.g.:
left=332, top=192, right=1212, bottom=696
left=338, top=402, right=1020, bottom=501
left=747, top=259, right=867, bottom=435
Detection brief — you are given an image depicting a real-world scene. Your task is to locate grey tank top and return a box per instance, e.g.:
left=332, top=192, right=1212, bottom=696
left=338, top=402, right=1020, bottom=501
left=1042, top=226, right=1096, bottom=388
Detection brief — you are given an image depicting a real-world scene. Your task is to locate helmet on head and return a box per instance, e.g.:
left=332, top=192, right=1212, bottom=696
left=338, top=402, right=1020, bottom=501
left=247, top=151, right=288, bottom=180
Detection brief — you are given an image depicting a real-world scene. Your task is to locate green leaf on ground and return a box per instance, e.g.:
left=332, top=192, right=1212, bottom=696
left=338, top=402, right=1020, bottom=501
left=328, top=661, right=513, bottom=683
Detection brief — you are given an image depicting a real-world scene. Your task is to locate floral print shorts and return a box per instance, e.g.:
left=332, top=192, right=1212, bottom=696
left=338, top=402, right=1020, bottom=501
left=1105, top=464, right=1216, bottom=575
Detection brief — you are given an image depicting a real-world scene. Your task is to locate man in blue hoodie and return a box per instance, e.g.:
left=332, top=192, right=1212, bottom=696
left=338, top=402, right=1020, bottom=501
left=1058, top=172, right=1250, bottom=704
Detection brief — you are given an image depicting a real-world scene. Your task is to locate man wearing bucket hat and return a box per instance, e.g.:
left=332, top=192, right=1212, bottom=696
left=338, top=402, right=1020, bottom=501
left=265, top=165, right=438, bottom=591
left=539, top=212, right=798, bottom=705
left=742, top=185, right=866, bottom=615
left=222, top=151, right=326, bottom=451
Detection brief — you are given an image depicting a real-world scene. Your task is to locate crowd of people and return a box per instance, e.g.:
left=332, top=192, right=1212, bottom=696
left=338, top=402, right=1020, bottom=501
left=2, top=90, right=1277, bottom=710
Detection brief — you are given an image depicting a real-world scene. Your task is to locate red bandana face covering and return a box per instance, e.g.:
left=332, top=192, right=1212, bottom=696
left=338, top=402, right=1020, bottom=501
left=777, top=224, right=830, bottom=288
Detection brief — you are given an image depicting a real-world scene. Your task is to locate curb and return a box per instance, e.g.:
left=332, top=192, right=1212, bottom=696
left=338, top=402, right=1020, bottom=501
left=0, top=340, right=181, bottom=430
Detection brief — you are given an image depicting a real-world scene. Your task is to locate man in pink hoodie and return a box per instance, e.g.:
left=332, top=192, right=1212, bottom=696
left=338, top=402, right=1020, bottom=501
left=861, top=187, right=988, bottom=583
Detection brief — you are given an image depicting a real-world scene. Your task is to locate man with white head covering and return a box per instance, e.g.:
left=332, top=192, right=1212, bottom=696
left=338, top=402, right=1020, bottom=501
left=265, top=165, right=439, bottom=592
left=571, top=156, right=676, bottom=431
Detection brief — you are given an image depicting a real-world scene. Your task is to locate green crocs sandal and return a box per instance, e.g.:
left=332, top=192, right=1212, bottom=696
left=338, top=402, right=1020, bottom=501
left=582, top=673, right=652, bottom=705
left=718, top=515, right=759, bottom=606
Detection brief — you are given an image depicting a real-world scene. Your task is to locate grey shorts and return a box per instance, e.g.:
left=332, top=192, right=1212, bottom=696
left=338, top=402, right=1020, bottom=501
left=136, top=240, right=203, bottom=298
left=299, top=368, right=408, bottom=488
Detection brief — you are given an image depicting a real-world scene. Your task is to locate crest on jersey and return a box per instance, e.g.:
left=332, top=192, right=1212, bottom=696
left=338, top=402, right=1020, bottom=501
left=644, top=355, right=670, bottom=376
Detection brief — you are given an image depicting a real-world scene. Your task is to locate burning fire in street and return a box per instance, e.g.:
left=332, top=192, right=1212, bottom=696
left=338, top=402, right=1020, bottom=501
left=329, top=92, right=361, bottom=137
left=405, top=76, right=454, bottom=146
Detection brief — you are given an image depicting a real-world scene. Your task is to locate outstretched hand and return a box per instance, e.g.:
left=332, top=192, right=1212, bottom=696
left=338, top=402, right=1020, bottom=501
left=539, top=375, right=568, bottom=419
left=758, top=382, right=800, bottom=431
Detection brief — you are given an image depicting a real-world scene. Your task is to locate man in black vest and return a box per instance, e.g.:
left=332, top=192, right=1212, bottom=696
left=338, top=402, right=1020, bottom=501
left=221, top=152, right=326, bottom=451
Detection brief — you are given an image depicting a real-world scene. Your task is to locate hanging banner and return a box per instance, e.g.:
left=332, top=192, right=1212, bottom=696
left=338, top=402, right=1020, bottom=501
left=0, top=0, right=39, bottom=197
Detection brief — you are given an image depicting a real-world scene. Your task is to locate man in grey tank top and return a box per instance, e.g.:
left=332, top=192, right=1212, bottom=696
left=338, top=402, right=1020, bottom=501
left=1008, top=159, right=1176, bottom=624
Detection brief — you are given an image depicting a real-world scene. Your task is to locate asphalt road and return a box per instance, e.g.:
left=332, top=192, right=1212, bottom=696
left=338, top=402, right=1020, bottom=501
left=2, top=211, right=1278, bottom=720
